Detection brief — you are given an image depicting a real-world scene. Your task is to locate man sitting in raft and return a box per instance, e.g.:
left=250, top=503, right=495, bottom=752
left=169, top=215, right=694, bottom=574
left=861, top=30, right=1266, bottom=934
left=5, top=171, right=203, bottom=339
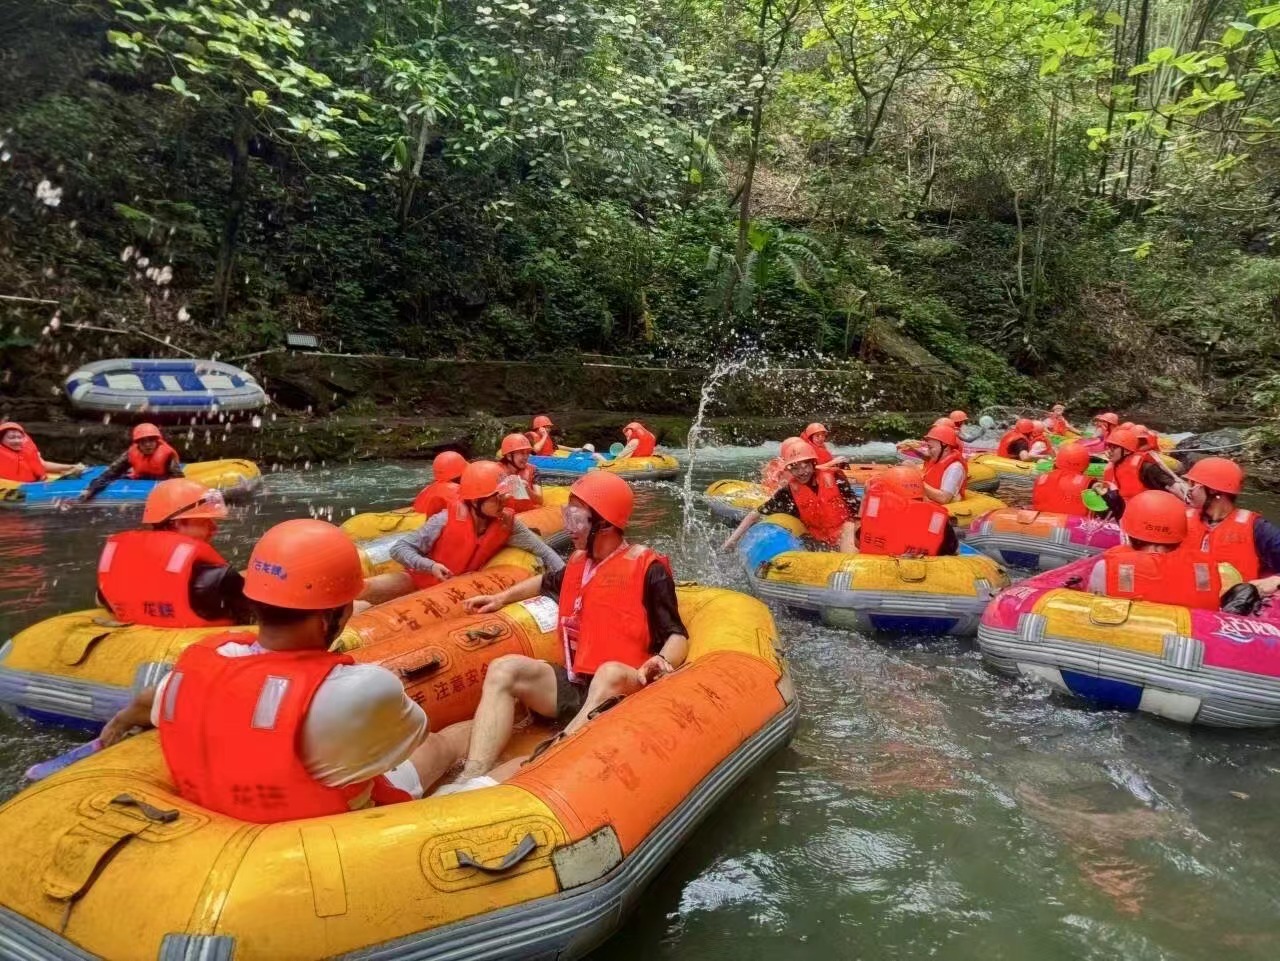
left=1032, top=441, right=1092, bottom=516
left=618, top=421, right=657, bottom=458
left=919, top=421, right=968, bottom=505
left=100, top=520, right=469, bottom=819
left=497, top=433, right=543, bottom=512
left=363, top=460, right=564, bottom=604
left=722, top=437, right=861, bottom=554
left=413, top=450, right=467, bottom=516
left=1089, top=426, right=1180, bottom=517
left=1092, top=411, right=1120, bottom=442
left=1044, top=403, right=1077, bottom=436
left=438, top=472, right=688, bottom=791
left=1184, top=457, right=1280, bottom=596
left=78, top=422, right=183, bottom=504
left=859, top=466, right=958, bottom=557
left=996, top=418, right=1044, bottom=462
left=530, top=415, right=558, bottom=456
left=0, top=422, right=85, bottom=482
left=1086, top=490, right=1225, bottom=610
left=97, top=478, right=252, bottom=627
left=801, top=422, right=848, bottom=468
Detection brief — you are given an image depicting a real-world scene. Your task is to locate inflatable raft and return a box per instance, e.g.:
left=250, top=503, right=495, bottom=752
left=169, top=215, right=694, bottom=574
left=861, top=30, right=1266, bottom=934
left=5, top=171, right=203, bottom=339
left=530, top=450, right=680, bottom=481
left=0, top=459, right=262, bottom=509
left=736, top=516, right=1009, bottom=635
left=0, top=586, right=796, bottom=961
left=64, top=358, right=266, bottom=415
left=341, top=486, right=571, bottom=543
left=704, top=479, right=1005, bottom=531
left=965, top=508, right=1124, bottom=571
left=0, top=551, right=545, bottom=729
left=977, top=558, right=1280, bottom=726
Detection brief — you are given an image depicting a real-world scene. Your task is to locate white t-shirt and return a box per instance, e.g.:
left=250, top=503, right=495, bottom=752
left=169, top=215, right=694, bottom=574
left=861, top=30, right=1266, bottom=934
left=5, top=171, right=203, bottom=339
left=939, top=462, right=967, bottom=497
left=152, top=640, right=428, bottom=790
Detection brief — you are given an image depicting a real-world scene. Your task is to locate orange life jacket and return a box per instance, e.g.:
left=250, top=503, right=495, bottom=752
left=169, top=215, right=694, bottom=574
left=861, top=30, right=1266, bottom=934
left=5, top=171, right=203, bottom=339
left=1032, top=469, right=1091, bottom=516
left=412, top=480, right=458, bottom=517
left=809, top=441, right=834, bottom=466
left=1186, top=508, right=1261, bottom=580
left=531, top=430, right=556, bottom=456
left=1101, top=546, right=1222, bottom=610
left=789, top=472, right=853, bottom=547
left=501, top=462, right=542, bottom=513
left=922, top=450, right=968, bottom=499
left=996, top=430, right=1029, bottom=458
left=97, top=530, right=234, bottom=627
left=411, top=501, right=514, bottom=589
left=0, top=436, right=46, bottom=482
left=558, top=544, right=670, bottom=678
left=627, top=426, right=656, bottom=458
left=1045, top=415, right=1069, bottom=435
left=127, top=440, right=180, bottom=479
left=1103, top=453, right=1148, bottom=500
left=858, top=489, right=950, bottom=556
left=157, top=634, right=413, bottom=823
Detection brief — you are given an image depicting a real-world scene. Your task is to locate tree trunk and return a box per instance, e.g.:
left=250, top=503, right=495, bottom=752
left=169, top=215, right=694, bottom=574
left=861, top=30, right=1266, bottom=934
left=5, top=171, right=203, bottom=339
left=213, top=112, right=252, bottom=322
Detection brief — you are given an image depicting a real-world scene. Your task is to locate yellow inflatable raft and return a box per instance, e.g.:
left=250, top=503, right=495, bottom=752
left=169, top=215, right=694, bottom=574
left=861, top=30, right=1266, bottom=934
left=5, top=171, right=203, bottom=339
left=0, top=587, right=796, bottom=961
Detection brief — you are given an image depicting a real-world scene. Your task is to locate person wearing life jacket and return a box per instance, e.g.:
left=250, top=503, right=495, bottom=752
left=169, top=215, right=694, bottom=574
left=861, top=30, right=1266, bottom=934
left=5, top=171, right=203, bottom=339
left=99, top=519, right=474, bottom=820
left=801, top=422, right=847, bottom=468
left=412, top=450, right=467, bottom=516
left=1090, top=426, right=1179, bottom=518
left=858, top=466, right=958, bottom=557
left=996, top=418, right=1039, bottom=461
left=1031, top=441, right=1093, bottom=516
left=1086, top=490, right=1224, bottom=610
left=530, top=415, right=558, bottom=456
left=435, top=471, right=689, bottom=790
left=617, top=421, right=657, bottom=459
left=949, top=410, right=969, bottom=428
left=1044, top=403, right=1077, bottom=436
left=0, top=422, right=84, bottom=482
left=1092, top=411, right=1119, bottom=439
left=363, top=460, right=564, bottom=604
left=96, top=478, right=251, bottom=627
left=721, top=437, right=861, bottom=554
left=919, top=422, right=968, bottom=505
left=497, top=433, right=543, bottom=512
left=1184, top=457, right=1280, bottom=595
left=78, top=422, right=183, bottom=503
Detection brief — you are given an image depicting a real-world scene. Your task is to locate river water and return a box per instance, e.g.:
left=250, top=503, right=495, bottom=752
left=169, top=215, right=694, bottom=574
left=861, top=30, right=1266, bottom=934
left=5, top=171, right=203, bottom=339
left=1, top=445, right=1279, bottom=960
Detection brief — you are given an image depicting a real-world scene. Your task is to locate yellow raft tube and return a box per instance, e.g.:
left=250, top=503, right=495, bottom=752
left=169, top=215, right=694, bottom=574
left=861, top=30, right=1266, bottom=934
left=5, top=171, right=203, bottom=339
left=0, top=586, right=796, bottom=961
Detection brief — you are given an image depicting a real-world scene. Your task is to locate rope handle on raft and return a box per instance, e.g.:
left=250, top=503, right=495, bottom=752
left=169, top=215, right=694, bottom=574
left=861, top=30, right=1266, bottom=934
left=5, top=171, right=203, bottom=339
left=464, top=625, right=505, bottom=645
left=455, top=833, right=538, bottom=873
left=396, top=654, right=445, bottom=680
left=110, top=793, right=179, bottom=824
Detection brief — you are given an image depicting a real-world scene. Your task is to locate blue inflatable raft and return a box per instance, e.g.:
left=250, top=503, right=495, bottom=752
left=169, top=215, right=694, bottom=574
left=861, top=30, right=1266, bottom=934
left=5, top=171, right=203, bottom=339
left=64, top=358, right=266, bottom=415
left=0, top=460, right=262, bottom=509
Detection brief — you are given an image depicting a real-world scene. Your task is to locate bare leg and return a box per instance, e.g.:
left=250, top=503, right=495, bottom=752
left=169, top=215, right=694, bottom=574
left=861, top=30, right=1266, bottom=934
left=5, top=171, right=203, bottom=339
left=458, top=655, right=559, bottom=779
left=563, top=662, right=642, bottom=735
left=360, top=571, right=415, bottom=605
left=837, top=521, right=860, bottom=555
left=409, top=721, right=473, bottom=792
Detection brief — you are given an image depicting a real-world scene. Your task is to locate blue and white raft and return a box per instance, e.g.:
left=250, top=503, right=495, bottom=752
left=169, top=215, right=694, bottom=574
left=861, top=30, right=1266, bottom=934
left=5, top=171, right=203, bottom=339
left=65, top=358, right=267, bottom=415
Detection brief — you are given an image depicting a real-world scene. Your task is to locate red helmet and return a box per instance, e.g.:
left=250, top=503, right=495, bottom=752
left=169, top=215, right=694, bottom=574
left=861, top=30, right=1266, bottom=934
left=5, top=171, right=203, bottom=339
left=142, top=478, right=227, bottom=525
left=532, top=415, right=554, bottom=430
left=431, top=450, right=467, bottom=484
left=1015, top=418, right=1034, bottom=435
left=880, top=465, right=925, bottom=500
left=1106, top=427, right=1141, bottom=453
left=569, top=472, right=634, bottom=529
left=499, top=432, right=533, bottom=457
left=458, top=461, right=505, bottom=501
left=1054, top=442, right=1091, bottom=474
left=1121, top=490, right=1188, bottom=545
left=1094, top=412, right=1119, bottom=427
left=1185, top=457, right=1244, bottom=496
left=132, top=423, right=162, bottom=442
left=949, top=410, right=969, bottom=424
left=802, top=423, right=828, bottom=442
left=924, top=423, right=960, bottom=448
left=242, top=519, right=365, bottom=610
left=779, top=437, right=818, bottom=468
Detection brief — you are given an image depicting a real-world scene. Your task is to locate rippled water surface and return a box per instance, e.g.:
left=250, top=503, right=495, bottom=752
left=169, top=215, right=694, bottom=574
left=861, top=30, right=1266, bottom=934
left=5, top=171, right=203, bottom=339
left=2, top=443, right=1279, bottom=960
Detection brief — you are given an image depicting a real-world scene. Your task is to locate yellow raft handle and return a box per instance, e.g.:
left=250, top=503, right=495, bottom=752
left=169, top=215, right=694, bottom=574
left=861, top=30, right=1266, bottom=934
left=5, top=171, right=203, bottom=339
left=455, top=833, right=538, bottom=873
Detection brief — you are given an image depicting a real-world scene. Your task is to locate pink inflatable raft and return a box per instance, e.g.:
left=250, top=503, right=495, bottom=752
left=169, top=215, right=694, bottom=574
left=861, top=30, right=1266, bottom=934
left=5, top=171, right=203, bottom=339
left=977, top=557, right=1280, bottom=727
left=966, top=508, right=1124, bottom=571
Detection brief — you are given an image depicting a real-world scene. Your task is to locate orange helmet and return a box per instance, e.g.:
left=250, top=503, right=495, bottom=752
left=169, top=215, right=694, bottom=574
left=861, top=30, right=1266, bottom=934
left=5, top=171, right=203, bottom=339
left=1121, top=490, right=1188, bottom=545
left=1119, top=421, right=1136, bottom=431
left=1015, top=418, right=1034, bottom=435
left=0, top=421, right=26, bottom=437
left=142, top=478, right=227, bottom=525
left=1106, top=426, right=1141, bottom=453
left=881, top=465, right=925, bottom=500
left=1134, top=426, right=1158, bottom=451
left=1185, top=457, right=1244, bottom=496
left=932, top=417, right=953, bottom=429
left=802, top=422, right=828, bottom=442
left=949, top=410, right=969, bottom=424
left=499, top=432, right=533, bottom=457
left=1054, top=442, right=1091, bottom=474
left=132, top=423, right=162, bottom=442
left=532, top=415, right=554, bottom=430
left=925, top=423, right=960, bottom=448
left=431, top=450, right=467, bottom=484
left=1094, top=412, right=1119, bottom=427
left=570, top=472, right=634, bottom=529
left=779, top=437, right=818, bottom=468
left=458, top=461, right=505, bottom=501
left=623, top=421, right=645, bottom=437
left=242, top=519, right=365, bottom=610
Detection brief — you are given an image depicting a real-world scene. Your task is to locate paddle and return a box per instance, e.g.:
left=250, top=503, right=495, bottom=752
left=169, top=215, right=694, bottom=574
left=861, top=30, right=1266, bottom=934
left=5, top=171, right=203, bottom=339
left=1081, top=489, right=1109, bottom=513
left=25, top=738, right=103, bottom=782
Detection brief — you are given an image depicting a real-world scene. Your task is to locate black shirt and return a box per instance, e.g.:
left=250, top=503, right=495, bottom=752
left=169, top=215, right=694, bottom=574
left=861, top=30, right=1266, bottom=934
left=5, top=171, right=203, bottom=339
left=542, top=555, right=688, bottom=651
left=1005, top=438, right=1030, bottom=459
left=758, top=474, right=861, bottom=518
left=189, top=564, right=254, bottom=623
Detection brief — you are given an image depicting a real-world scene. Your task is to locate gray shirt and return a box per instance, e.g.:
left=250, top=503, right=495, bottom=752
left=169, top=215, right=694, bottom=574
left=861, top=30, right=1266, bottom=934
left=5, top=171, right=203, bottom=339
left=390, top=510, right=565, bottom=575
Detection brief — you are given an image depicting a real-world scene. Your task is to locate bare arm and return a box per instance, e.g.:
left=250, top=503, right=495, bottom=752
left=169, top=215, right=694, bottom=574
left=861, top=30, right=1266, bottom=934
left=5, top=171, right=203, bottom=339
left=101, top=685, right=158, bottom=746
left=721, top=510, right=763, bottom=551
left=463, top=573, right=546, bottom=614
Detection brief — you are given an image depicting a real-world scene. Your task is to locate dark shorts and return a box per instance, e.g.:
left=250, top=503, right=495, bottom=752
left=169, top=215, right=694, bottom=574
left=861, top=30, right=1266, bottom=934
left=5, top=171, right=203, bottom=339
left=543, top=665, right=588, bottom=722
